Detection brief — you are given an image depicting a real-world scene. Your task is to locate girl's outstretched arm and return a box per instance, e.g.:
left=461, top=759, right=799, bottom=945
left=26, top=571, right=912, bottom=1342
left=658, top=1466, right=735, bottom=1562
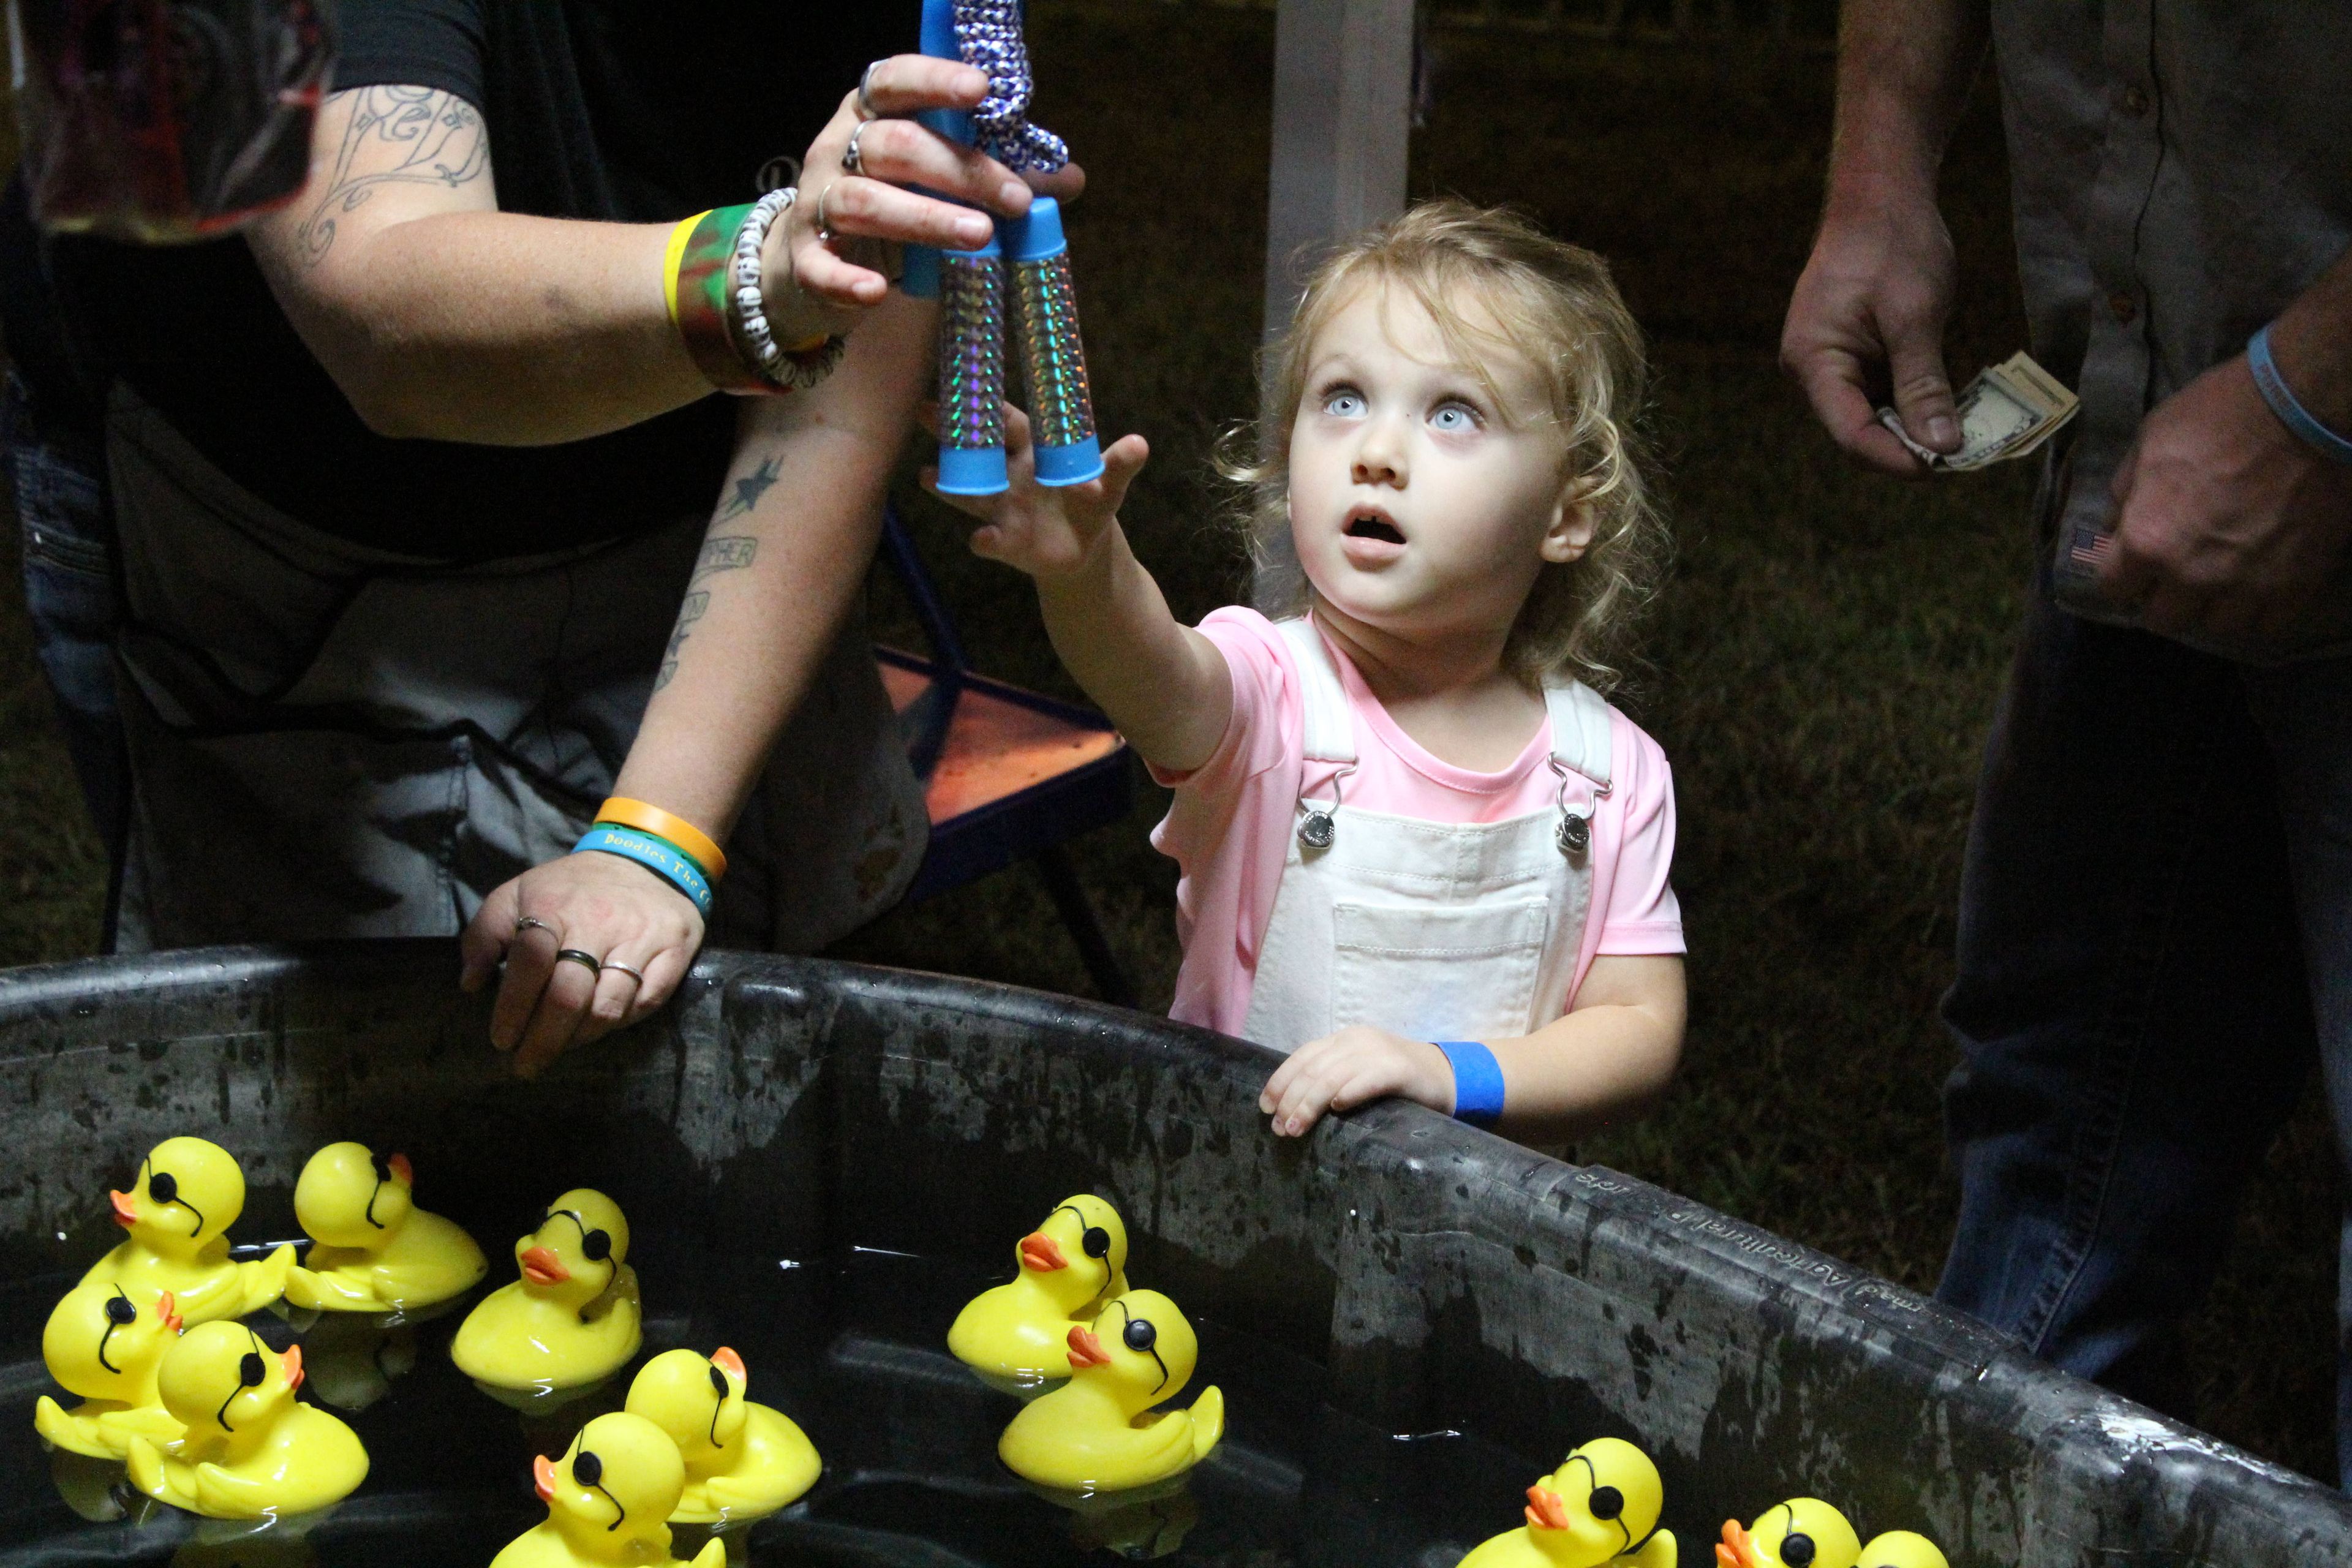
left=928, top=404, right=1232, bottom=771
left=1259, top=955, right=1687, bottom=1141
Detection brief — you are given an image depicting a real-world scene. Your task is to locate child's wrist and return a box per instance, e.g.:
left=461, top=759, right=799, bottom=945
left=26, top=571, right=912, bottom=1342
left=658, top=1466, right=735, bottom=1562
left=1431, top=1040, right=1506, bottom=1128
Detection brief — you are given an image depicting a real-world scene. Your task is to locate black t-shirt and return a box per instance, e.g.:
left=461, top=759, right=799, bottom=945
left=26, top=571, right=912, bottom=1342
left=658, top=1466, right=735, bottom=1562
left=1, top=1, right=914, bottom=560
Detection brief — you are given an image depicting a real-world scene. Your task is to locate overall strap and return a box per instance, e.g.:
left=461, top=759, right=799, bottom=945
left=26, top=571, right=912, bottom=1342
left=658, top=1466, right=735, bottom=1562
left=1275, top=617, right=1357, bottom=765
left=1543, top=680, right=1613, bottom=791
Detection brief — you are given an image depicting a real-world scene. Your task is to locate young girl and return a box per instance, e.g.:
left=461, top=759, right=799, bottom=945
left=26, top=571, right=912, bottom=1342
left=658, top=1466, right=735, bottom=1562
left=935, top=200, right=1684, bottom=1145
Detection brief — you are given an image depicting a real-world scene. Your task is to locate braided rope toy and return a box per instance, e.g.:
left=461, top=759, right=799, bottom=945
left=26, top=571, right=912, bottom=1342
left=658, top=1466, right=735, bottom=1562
left=906, top=0, right=1100, bottom=495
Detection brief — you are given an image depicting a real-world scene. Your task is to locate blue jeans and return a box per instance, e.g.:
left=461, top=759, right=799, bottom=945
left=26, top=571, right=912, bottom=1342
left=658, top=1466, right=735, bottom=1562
left=4, top=375, right=127, bottom=924
left=1938, top=558, right=2352, bottom=1480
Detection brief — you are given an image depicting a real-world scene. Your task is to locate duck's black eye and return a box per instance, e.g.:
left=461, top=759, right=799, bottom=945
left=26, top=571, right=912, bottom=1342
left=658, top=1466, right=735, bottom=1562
left=1122, top=1316, right=1157, bottom=1352
left=582, top=1229, right=612, bottom=1262
left=708, top=1365, right=728, bottom=1397
left=149, top=1172, right=178, bottom=1204
left=1781, top=1533, right=1816, bottom=1567
left=573, top=1450, right=603, bottom=1486
left=1083, top=1226, right=1110, bottom=1258
left=238, top=1352, right=266, bottom=1387
left=1589, top=1485, right=1624, bottom=1521
left=370, top=1150, right=391, bottom=1181
left=104, top=1293, right=138, bottom=1325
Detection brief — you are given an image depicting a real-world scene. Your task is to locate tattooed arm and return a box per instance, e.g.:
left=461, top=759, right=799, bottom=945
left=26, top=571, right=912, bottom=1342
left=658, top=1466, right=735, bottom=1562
left=244, top=66, right=1059, bottom=446
left=459, top=294, right=935, bottom=1074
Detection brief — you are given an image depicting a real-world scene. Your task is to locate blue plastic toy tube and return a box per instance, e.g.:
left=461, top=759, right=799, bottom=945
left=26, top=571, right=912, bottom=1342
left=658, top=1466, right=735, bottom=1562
left=900, top=0, right=971, bottom=303
left=1001, top=197, right=1103, bottom=487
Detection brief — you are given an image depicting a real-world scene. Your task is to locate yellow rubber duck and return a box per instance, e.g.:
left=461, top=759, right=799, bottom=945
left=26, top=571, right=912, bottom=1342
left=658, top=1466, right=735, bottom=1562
left=948, top=1194, right=1130, bottom=1383
left=625, top=1346, right=821, bottom=1523
left=126, top=1320, right=369, bottom=1518
left=1716, top=1499, right=1861, bottom=1568
left=998, top=1288, right=1223, bottom=1494
left=282, top=1142, right=488, bottom=1314
left=453, top=1189, right=643, bottom=1393
left=1856, top=1532, right=1947, bottom=1568
left=35, top=1281, right=186, bottom=1459
left=80, top=1137, right=293, bottom=1325
left=489, top=1411, right=726, bottom=1568
left=1459, top=1437, right=1678, bottom=1568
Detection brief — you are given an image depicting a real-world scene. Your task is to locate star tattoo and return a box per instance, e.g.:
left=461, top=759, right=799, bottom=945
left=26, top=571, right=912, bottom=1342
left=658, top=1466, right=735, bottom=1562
left=719, top=458, right=782, bottom=520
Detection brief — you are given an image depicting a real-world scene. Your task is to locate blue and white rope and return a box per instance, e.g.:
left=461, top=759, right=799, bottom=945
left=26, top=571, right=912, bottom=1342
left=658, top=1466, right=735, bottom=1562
left=953, top=0, right=1070, bottom=174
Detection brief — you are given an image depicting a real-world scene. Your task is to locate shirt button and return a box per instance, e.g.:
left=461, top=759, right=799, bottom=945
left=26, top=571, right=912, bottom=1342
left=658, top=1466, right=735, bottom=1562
left=2120, top=85, right=2150, bottom=116
left=2108, top=292, right=2138, bottom=325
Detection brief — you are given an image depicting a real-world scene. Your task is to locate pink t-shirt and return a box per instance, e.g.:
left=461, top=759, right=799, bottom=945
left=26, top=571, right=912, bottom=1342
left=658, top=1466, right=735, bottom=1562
left=1151, top=608, right=1684, bottom=1038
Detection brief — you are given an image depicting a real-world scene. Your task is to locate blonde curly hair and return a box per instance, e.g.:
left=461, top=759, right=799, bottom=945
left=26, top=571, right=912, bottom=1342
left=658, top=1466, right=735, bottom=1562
left=1222, top=199, right=1667, bottom=694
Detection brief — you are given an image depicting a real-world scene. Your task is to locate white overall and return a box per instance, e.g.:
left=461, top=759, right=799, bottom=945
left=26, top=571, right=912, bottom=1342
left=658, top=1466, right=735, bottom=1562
left=1238, top=619, right=1615, bottom=1052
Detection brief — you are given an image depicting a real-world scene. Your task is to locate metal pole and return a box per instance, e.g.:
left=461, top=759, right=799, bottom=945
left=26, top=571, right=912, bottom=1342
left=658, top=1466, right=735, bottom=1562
left=1262, top=0, right=1415, bottom=341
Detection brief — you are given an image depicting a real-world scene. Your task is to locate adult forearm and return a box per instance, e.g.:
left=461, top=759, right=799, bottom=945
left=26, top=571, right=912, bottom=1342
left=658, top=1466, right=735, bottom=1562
left=271, top=211, right=710, bottom=446
left=609, top=298, right=933, bottom=842
left=1826, top=0, right=1989, bottom=208
left=1033, top=530, right=1231, bottom=772
left=2268, top=244, right=2352, bottom=437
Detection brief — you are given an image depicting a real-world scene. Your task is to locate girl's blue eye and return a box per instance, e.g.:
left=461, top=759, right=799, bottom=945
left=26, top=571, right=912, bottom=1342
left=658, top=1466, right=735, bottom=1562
left=1324, top=390, right=1366, bottom=418
left=1431, top=403, right=1476, bottom=432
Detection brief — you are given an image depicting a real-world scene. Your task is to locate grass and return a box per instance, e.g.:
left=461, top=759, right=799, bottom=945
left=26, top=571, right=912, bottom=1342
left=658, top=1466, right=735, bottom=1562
left=0, top=2, right=2335, bottom=1480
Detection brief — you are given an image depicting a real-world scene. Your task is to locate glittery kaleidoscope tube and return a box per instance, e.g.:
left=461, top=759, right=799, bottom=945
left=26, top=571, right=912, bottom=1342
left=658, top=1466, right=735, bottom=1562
left=1003, top=197, right=1102, bottom=486
left=935, top=242, right=1010, bottom=495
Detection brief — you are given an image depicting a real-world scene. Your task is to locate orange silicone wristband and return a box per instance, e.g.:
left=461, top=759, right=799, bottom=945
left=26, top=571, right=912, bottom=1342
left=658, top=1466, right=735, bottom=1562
left=594, top=798, right=727, bottom=882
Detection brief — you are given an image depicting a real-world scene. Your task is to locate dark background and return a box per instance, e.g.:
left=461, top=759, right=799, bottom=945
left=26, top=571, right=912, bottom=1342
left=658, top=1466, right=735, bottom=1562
left=0, top=0, right=2335, bottom=1480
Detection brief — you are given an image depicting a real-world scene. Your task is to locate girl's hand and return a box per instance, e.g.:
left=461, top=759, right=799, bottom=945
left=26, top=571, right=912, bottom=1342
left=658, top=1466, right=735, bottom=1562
left=924, top=402, right=1148, bottom=579
left=772, top=56, right=1087, bottom=337
left=1259, top=1027, right=1455, bottom=1137
left=458, top=853, right=706, bottom=1080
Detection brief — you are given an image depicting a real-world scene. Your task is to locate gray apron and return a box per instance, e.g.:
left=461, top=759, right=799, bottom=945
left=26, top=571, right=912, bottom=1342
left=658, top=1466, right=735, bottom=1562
left=102, top=382, right=924, bottom=953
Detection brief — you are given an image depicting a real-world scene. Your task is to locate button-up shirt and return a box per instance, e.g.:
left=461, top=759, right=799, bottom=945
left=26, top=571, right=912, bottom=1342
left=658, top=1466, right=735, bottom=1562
left=1989, top=2, right=2352, bottom=616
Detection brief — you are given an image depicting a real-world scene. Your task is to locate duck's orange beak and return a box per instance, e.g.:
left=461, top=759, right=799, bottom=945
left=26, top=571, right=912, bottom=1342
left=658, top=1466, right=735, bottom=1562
left=281, top=1344, right=303, bottom=1393
left=711, top=1346, right=746, bottom=1382
left=520, top=1246, right=570, bottom=1286
left=1019, top=1232, right=1067, bottom=1272
left=1526, top=1485, right=1572, bottom=1532
left=156, top=1292, right=181, bottom=1334
left=1719, top=1520, right=1764, bottom=1568
left=109, top=1190, right=138, bottom=1227
left=1066, top=1324, right=1110, bottom=1369
left=389, top=1153, right=413, bottom=1186
left=532, top=1453, right=557, bottom=1504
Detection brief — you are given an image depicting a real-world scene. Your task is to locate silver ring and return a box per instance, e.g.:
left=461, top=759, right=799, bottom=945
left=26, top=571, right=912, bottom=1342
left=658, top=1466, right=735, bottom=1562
left=553, top=948, right=603, bottom=977
left=598, top=961, right=646, bottom=985
left=815, top=182, right=840, bottom=244
left=514, top=914, right=556, bottom=937
left=842, top=119, right=873, bottom=176
left=857, top=59, right=886, bottom=121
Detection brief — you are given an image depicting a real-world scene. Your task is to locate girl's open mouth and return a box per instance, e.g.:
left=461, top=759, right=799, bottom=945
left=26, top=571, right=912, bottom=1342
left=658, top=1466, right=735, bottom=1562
left=1344, top=511, right=1406, bottom=545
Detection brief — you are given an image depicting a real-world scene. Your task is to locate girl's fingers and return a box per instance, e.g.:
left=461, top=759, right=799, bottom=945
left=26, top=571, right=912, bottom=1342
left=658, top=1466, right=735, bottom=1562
left=1094, top=434, right=1151, bottom=512
left=1326, top=1066, right=1403, bottom=1117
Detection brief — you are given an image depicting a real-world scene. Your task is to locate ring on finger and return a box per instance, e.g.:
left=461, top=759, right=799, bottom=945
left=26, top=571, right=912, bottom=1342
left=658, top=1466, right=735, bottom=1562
left=842, top=119, right=874, bottom=176
left=598, top=960, right=646, bottom=985
left=554, top=948, right=603, bottom=978
left=815, top=181, right=842, bottom=244
left=857, top=59, right=886, bottom=120
left=515, top=914, right=556, bottom=937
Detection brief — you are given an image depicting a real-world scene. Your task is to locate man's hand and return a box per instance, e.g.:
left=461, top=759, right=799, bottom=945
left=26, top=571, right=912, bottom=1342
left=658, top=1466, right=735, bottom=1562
left=459, top=852, right=705, bottom=1080
left=1782, top=190, right=1962, bottom=476
left=1259, top=1027, right=1455, bottom=1138
left=923, top=403, right=1148, bottom=581
left=2096, top=356, right=2352, bottom=655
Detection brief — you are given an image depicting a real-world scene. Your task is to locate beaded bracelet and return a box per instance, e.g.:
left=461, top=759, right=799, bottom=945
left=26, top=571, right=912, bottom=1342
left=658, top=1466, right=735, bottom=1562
left=727, top=189, right=845, bottom=392
left=1433, top=1040, right=1506, bottom=1128
left=594, top=797, right=725, bottom=882
left=573, top=824, right=715, bottom=918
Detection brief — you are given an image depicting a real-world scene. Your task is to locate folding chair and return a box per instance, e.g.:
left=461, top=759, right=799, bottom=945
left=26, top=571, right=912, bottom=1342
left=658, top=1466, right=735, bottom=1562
left=875, top=503, right=1137, bottom=1006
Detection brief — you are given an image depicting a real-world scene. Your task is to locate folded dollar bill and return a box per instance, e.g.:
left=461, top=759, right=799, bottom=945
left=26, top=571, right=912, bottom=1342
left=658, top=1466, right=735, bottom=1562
left=1878, top=351, right=2079, bottom=471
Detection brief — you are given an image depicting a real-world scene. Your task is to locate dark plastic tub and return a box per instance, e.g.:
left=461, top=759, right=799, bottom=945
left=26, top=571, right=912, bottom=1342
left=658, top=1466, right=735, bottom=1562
left=2, top=943, right=2347, bottom=1565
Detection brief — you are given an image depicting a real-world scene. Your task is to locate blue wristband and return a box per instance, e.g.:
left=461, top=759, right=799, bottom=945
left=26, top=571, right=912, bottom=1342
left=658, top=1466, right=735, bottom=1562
left=573, top=824, right=715, bottom=918
left=1433, top=1040, right=1506, bottom=1128
left=2248, top=323, right=2352, bottom=467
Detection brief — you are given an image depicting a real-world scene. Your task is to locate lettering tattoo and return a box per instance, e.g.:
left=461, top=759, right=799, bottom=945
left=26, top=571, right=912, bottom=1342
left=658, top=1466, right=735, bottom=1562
left=294, top=86, right=489, bottom=266
left=655, top=537, right=760, bottom=691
